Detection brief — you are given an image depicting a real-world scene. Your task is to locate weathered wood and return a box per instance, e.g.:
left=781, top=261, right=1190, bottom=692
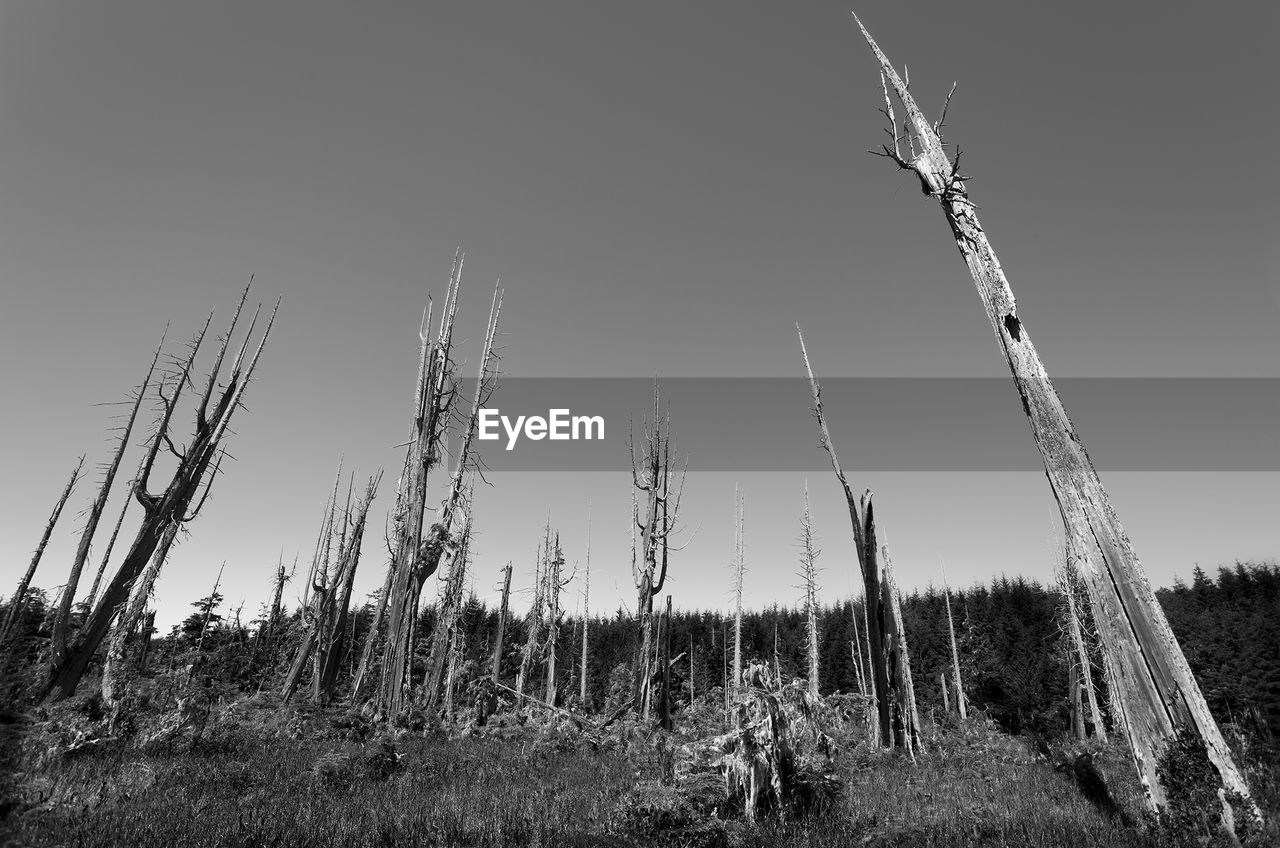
left=491, top=562, right=513, bottom=682
left=940, top=559, right=967, bottom=720
left=853, top=13, right=1256, bottom=818
left=798, top=482, right=821, bottom=698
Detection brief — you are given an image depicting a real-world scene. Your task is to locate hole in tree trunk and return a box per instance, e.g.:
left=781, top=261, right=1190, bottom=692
left=1003, top=314, right=1022, bottom=342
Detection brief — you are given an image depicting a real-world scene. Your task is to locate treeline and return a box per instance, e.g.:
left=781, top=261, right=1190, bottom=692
left=3, top=562, right=1277, bottom=741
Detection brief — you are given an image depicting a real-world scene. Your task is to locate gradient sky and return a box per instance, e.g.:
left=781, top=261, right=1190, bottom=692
left=2, top=2, right=1277, bottom=631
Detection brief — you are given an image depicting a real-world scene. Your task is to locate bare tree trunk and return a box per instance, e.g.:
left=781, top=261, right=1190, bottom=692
left=799, top=331, right=893, bottom=747
left=491, top=562, right=513, bottom=682
left=2, top=458, right=83, bottom=643
left=52, top=339, right=162, bottom=667
left=940, top=672, right=950, bottom=714
left=1060, top=560, right=1107, bottom=742
left=881, top=543, right=921, bottom=754
left=659, top=594, right=672, bottom=730
left=852, top=14, right=1256, bottom=818
left=580, top=505, right=591, bottom=708
left=732, top=485, right=744, bottom=702
left=940, top=559, right=967, bottom=720
left=798, top=482, right=821, bottom=698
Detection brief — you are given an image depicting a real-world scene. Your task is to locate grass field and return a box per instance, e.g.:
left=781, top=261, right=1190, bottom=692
left=7, top=696, right=1268, bottom=848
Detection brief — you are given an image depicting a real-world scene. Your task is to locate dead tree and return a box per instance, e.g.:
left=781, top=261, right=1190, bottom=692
left=731, top=484, right=745, bottom=702
left=491, top=562, right=513, bottom=682
left=580, top=504, right=591, bottom=707
left=658, top=594, right=673, bottom=730
left=375, top=259, right=500, bottom=717
left=48, top=284, right=277, bottom=701
left=799, top=329, right=894, bottom=747
left=282, top=472, right=381, bottom=703
left=540, top=533, right=569, bottom=707
left=881, top=542, right=922, bottom=754
left=51, top=338, right=163, bottom=668
left=2, top=458, right=83, bottom=644
left=516, top=531, right=549, bottom=705
left=851, top=14, right=1254, bottom=818
left=1057, top=556, right=1107, bottom=742
left=798, top=482, right=821, bottom=698
left=940, top=559, right=967, bottom=720
left=629, top=385, right=687, bottom=718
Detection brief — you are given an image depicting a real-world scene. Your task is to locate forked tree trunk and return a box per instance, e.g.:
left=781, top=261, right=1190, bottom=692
left=48, top=284, right=277, bottom=701
left=881, top=543, right=921, bottom=754
left=853, top=14, right=1256, bottom=818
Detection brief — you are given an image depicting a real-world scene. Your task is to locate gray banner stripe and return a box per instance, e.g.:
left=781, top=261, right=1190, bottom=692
left=452, top=378, right=1280, bottom=471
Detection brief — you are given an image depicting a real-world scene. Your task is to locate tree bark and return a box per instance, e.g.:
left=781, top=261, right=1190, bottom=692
left=853, top=13, right=1256, bottom=817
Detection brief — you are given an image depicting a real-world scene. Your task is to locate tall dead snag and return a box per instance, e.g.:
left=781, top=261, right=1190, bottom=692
left=491, top=562, right=513, bottom=682
left=516, top=531, right=548, bottom=705
left=51, top=337, right=163, bottom=667
left=940, top=559, right=967, bottom=720
left=798, top=329, right=894, bottom=748
left=731, top=485, right=745, bottom=702
left=629, top=385, right=687, bottom=718
left=881, top=542, right=921, bottom=754
left=851, top=14, right=1255, bottom=818
left=48, top=284, right=277, bottom=701
left=2, top=458, right=83, bottom=644
left=540, top=534, right=569, bottom=707
left=798, top=482, right=822, bottom=698
left=580, top=505, right=591, bottom=707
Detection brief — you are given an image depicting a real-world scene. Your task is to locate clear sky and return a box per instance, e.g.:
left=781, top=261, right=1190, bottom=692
left=2, top=2, right=1277, bottom=631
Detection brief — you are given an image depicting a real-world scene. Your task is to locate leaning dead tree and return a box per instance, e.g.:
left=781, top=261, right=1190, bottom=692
left=940, top=558, right=967, bottom=719
left=798, top=329, right=898, bottom=749
left=47, top=283, right=278, bottom=701
left=851, top=14, right=1256, bottom=818
left=52, top=338, right=163, bottom=666
left=629, top=385, right=687, bottom=718
left=2, top=458, right=84, bottom=644
left=797, top=482, right=821, bottom=698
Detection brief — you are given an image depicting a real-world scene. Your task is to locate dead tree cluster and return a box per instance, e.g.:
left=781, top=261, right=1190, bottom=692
left=356, top=253, right=502, bottom=719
